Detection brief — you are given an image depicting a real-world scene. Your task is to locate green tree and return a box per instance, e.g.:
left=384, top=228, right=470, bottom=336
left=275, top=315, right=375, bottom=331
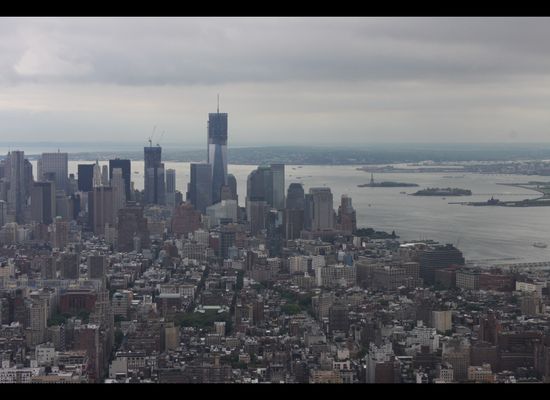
left=298, top=293, right=314, bottom=308
left=174, top=310, right=230, bottom=329
left=77, top=310, right=90, bottom=323
left=47, top=313, right=69, bottom=327
left=281, top=303, right=301, bottom=315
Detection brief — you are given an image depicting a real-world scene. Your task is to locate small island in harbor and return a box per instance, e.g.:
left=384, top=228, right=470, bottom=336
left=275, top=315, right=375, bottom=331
left=358, top=173, right=418, bottom=188
left=411, top=187, right=472, bottom=196
left=358, top=181, right=419, bottom=188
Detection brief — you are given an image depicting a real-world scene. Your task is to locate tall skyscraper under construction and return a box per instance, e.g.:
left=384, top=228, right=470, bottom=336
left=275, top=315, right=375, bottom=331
left=207, top=98, right=228, bottom=205
left=144, top=144, right=165, bottom=205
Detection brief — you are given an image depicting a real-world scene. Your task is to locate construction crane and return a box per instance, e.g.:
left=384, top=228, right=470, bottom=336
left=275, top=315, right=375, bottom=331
left=148, top=125, right=157, bottom=147
left=157, top=130, right=165, bottom=147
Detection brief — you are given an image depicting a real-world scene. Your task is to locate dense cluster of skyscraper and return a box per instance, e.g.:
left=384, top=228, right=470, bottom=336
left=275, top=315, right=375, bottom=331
left=0, top=103, right=357, bottom=253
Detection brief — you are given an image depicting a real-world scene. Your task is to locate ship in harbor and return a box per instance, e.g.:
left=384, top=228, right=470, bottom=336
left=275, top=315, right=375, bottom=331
left=533, top=242, right=548, bottom=248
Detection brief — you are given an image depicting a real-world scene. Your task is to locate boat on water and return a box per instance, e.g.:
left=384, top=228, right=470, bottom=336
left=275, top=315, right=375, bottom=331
left=533, top=242, right=548, bottom=248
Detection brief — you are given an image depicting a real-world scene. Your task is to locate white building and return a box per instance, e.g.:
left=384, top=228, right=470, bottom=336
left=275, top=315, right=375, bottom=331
left=406, top=322, right=440, bottom=353
left=109, top=356, right=128, bottom=379
left=181, top=241, right=207, bottom=262
left=289, top=256, right=309, bottom=274
left=35, top=343, right=56, bottom=366
left=432, top=310, right=452, bottom=333
left=214, top=321, right=226, bottom=336
left=0, top=361, right=42, bottom=383
left=205, top=200, right=237, bottom=227
left=310, top=255, right=326, bottom=269
left=193, top=229, right=210, bottom=246
left=315, top=264, right=356, bottom=288
left=516, top=281, right=545, bottom=298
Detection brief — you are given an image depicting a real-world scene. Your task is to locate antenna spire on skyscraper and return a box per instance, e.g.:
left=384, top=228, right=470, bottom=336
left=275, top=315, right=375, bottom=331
left=217, top=94, right=220, bottom=113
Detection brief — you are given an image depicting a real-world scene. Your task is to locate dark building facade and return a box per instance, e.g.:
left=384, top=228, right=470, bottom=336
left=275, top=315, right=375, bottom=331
left=418, top=244, right=465, bottom=285
left=219, top=225, right=237, bottom=260
left=7, top=151, right=29, bottom=223
left=88, top=254, right=107, bottom=280
left=117, top=202, right=150, bottom=252
left=187, top=163, right=212, bottom=214
left=227, top=174, right=238, bottom=202
left=247, top=165, right=273, bottom=207
left=266, top=209, right=283, bottom=257
left=31, top=181, right=55, bottom=225
left=144, top=146, right=165, bottom=205
left=286, top=183, right=305, bottom=210
left=285, top=183, right=305, bottom=239
left=329, top=304, right=349, bottom=335
left=77, top=164, right=94, bottom=193
left=270, top=164, right=285, bottom=210
left=59, top=252, right=80, bottom=280
left=246, top=164, right=286, bottom=234
left=88, top=186, right=115, bottom=235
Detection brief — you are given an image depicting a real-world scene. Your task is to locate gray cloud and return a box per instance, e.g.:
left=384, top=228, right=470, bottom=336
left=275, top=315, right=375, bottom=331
left=1, top=17, right=550, bottom=145
left=2, top=17, right=550, bottom=86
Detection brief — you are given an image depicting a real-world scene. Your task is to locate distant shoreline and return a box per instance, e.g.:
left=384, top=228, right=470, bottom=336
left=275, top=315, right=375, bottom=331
left=4, top=143, right=550, bottom=166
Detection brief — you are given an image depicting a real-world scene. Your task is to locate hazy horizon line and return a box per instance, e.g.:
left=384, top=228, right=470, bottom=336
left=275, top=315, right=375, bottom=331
left=4, top=141, right=550, bottom=147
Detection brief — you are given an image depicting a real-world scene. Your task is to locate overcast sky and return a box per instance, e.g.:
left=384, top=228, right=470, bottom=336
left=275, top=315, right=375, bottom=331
left=1, top=17, right=550, bottom=147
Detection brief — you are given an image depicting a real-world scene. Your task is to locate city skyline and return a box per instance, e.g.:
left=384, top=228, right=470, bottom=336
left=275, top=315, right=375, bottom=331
left=2, top=17, right=550, bottom=385
left=2, top=17, right=550, bottom=145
